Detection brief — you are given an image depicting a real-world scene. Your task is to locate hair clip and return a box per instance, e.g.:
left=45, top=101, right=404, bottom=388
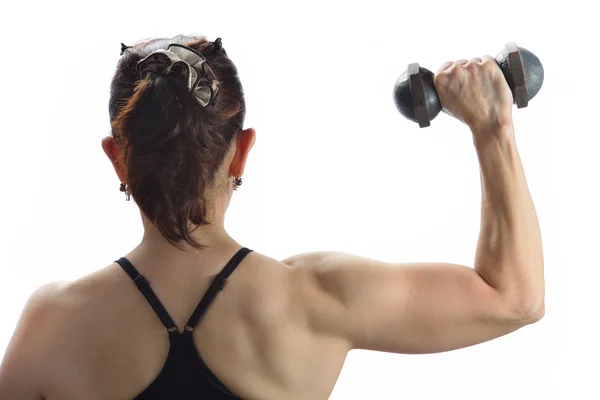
left=120, top=43, right=133, bottom=56
left=137, top=44, right=221, bottom=107
left=212, top=38, right=223, bottom=53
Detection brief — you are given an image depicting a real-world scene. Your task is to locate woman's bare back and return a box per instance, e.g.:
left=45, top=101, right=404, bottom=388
left=33, top=248, right=350, bottom=400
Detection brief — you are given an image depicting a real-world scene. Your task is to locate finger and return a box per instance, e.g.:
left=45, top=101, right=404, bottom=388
left=469, top=57, right=482, bottom=64
left=437, top=61, right=453, bottom=73
left=454, top=59, right=469, bottom=66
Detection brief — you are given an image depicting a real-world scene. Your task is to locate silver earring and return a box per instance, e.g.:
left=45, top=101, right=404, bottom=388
left=119, top=183, right=131, bottom=201
left=233, top=176, right=242, bottom=191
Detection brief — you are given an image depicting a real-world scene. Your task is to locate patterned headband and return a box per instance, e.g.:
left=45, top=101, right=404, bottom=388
left=135, top=43, right=221, bottom=107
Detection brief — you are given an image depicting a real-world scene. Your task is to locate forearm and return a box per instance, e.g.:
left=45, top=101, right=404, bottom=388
left=472, top=126, right=544, bottom=316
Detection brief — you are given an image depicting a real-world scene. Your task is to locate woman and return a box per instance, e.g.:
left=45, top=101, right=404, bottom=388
left=0, top=34, right=544, bottom=399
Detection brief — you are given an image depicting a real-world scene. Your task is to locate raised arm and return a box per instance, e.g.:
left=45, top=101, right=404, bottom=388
left=284, top=56, right=545, bottom=355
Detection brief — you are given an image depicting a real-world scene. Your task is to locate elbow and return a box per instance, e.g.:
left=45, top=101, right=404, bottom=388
left=529, top=301, right=545, bottom=323
left=500, top=278, right=545, bottom=324
left=513, top=298, right=545, bottom=324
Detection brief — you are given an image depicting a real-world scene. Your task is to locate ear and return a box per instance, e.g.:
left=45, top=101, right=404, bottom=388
left=101, top=136, right=127, bottom=183
left=229, top=128, right=256, bottom=177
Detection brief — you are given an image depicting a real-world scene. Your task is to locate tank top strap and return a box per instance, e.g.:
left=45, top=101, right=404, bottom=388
left=184, top=247, right=253, bottom=331
left=116, top=257, right=178, bottom=332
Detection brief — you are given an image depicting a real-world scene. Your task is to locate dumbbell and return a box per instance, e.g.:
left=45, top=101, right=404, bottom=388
left=393, top=42, right=544, bottom=128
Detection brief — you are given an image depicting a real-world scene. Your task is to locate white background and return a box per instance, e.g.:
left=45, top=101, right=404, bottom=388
left=0, top=0, right=597, bottom=399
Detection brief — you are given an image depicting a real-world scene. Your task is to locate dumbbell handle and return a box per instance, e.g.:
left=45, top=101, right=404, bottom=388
left=393, top=43, right=544, bottom=128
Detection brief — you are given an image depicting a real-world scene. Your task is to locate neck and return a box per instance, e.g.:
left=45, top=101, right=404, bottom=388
left=134, top=199, right=237, bottom=262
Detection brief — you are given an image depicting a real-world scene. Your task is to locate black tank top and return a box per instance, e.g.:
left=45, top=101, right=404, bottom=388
left=115, top=247, right=253, bottom=399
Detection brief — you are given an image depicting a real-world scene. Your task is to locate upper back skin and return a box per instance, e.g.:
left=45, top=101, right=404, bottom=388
left=37, top=247, right=349, bottom=400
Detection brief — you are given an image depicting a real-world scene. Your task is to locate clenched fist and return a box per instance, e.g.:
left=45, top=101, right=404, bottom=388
left=434, top=56, right=514, bottom=136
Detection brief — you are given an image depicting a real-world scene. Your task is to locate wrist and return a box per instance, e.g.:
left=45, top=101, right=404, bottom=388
left=472, top=124, right=516, bottom=150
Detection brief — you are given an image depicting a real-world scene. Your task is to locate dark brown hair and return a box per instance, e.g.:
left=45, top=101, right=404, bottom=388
left=109, top=35, right=245, bottom=250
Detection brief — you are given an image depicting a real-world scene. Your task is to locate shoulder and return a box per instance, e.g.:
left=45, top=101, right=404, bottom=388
left=17, top=281, right=71, bottom=327
left=0, top=266, right=125, bottom=391
left=29, top=280, right=68, bottom=303
left=0, top=281, right=70, bottom=397
left=8, top=281, right=72, bottom=346
left=280, top=251, right=358, bottom=339
left=282, top=250, right=377, bottom=292
left=3, top=277, right=96, bottom=359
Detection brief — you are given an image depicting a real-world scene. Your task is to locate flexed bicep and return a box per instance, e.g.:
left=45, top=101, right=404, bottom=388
left=293, top=251, right=541, bottom=355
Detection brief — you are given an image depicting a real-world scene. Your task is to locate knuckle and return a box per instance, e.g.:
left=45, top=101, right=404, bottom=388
left=464, top=61, right=477, bottom=71
left=481, top=57, right=497, bottom=71
left=481, top=61, right=495, bottom=71
left=445, top=63, right=459, bottom=74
